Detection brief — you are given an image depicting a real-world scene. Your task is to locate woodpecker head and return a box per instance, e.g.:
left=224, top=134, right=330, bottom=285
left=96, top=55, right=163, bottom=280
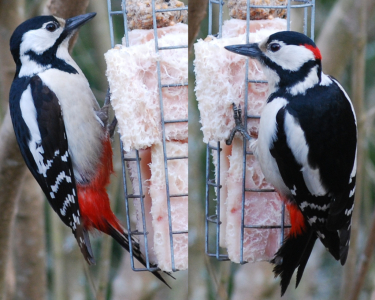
left=225, top=31, right=323, bottom=93
left=10, top=12, right=96, bottom=77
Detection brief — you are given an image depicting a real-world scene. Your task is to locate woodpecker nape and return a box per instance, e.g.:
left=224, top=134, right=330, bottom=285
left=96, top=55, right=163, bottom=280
left=225, top=31, right=357, bottom=296
left=9, top=13, right=171, bottom=286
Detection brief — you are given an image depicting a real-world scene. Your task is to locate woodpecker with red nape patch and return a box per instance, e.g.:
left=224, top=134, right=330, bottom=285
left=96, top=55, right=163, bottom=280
left=9, top=13, right=171, bottom=286
left=225, top=31, right=357, bottom=295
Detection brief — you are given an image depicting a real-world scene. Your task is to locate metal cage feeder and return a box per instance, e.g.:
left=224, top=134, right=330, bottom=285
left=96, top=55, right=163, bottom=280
left=205, top=0, right=316, bottom=264
left=107, top=0, right=188, bottom=273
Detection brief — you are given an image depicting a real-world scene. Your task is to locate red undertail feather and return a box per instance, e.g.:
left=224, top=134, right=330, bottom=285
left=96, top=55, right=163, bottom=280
left=77, top=136, right=123, bottom=234
left=286, top=202, right=306, bottom=238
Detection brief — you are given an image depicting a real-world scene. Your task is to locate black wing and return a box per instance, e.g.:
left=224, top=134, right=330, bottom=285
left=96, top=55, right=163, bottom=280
left=270, top=80, right=356, bottom=262
left=9, top=75, right=95, bottom=264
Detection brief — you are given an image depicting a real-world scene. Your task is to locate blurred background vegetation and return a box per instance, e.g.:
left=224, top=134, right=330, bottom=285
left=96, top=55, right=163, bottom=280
left=0, top=0, right=374, bottom=299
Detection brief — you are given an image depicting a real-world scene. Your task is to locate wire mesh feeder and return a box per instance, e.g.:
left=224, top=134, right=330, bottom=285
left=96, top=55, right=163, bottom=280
left=205, top=0, right=316, bottom=263
left=107, top=0, right=188, bottom=272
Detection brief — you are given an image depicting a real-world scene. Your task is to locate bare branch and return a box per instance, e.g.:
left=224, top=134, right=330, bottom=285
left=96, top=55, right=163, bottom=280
left=13, top=173, right=47, bottom=300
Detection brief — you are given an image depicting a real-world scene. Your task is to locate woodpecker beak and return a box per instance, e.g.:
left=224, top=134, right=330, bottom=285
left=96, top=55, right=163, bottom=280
left=225, top=43, right=262, bottom=58
left=63, top=12, right=96, bottom=36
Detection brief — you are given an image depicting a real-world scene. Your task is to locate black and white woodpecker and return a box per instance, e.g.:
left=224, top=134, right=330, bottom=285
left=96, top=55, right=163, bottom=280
left=9, top=13, right=170, bottom=286
left=225, top=31, right=357, bottom=296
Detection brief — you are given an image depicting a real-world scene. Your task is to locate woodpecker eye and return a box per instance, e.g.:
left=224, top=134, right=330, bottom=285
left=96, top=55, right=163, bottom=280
left=269, top=43, right=281, bottom=52
left=46, top=23, right=58, bottom=32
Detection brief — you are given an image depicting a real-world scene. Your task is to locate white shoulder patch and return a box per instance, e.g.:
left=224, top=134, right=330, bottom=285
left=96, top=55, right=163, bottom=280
left=287, top=66, right=319, bottom=96
left=20, top=85, right=52, bottom=177
left=284, top=111, right=327, bottom=196
left=320, top=73, right=332, bottom=86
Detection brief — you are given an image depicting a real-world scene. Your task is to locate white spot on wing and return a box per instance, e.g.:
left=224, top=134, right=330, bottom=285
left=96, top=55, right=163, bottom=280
left=61, top=150, right=69, bottom=162
left=60, top=194, right=75, bottom=216
left=291, top=185, right=297, bottom=196
left=345, top=204, right=354, bottom=216
left=300, top=201, right=330, bottom=211
left=320, top=73, right=332, bottom=86
left=20, top=85, right=50, bottom=177
left=349, top=186, right=356, bottom=198
left=50, top=171, right=71, bottom=193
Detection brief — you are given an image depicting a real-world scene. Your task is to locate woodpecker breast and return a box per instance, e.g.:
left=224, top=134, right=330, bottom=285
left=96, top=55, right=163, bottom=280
left=38, top=67, right=104, bottom=184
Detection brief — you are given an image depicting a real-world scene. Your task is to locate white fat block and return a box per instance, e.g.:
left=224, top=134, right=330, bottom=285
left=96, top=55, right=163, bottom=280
left=225, top=137, right=289, bottom=262
left=195, top=19, right=290, bottom=263
left=194, top=19, right=286, bottom=143
left=150, top=141, right=188, bottom=271
left=125, top=149, right=158, bottom=265
left=105, top=23, right=188, bottom=152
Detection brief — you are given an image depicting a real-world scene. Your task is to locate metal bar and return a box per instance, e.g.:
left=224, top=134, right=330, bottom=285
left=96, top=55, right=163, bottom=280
left=312, top=0, right=316, bottom=40
left=215, top=141, right=221, bottom=259
left=248, top=3, right=313, bottom=8
left=107, top=0, right=115, bottom=48
left=244, top=225, right=292, bottom=229
left=110, top=11, right=123, bottom=15
left=164, top=119, right=188, bottom=123
left=208, top=0, right=213, bottom=35
left=122, top=0, right=130, bottom=47
left=205, top=144, right=211, bottom=255
left=218, top=0, right=223, bottom=38
left=159, top=45, right=188, bottom=50
left=161, top=82, right=188, bottom=88
left=287, top=0, right=291, bottom=31
left=127, top=194, right=145, bottom=199
left=170, top=194, right=188, bottom=197
left=167, top=156, right=188, bottom=160
left=155, top=7, right=188, bottom=13
left=123, top=157, right=141, bottom=162
left=152, top=0, right=176, bottom=272
left=245, top=188, right=275, bottom=193
left=120, top=139, right=136, bottom=271
left=135, top=150, right=152, bottom=269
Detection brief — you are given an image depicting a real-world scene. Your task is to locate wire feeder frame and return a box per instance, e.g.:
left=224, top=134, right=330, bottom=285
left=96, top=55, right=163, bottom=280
left=205, top=0, right=316, bottom=263
left=107, top=0, right=188, bottom=272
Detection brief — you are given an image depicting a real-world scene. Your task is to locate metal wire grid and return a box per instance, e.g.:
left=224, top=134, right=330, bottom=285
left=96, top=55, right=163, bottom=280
left=107, top=0, right=188, bottom=272
left=205, top=0, right=316, bottom=263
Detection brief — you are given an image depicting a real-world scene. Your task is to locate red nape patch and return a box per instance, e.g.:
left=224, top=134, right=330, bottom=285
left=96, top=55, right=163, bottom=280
left=286, top=202, right=306, bottom=238
left=303, top=44, right=322, bottom=60
left=77, top=136, right=123, bottom=234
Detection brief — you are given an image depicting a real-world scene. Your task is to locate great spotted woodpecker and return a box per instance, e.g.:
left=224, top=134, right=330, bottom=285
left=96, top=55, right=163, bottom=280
left=9, top=13, right=170, bottom=286
left=225, top=31, right=357, bottom=295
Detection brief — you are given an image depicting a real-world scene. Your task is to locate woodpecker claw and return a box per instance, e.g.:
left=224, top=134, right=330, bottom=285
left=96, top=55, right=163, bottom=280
left=108, top=116, right=117, bottom=138
left=226, top=103, right=252, bottom=145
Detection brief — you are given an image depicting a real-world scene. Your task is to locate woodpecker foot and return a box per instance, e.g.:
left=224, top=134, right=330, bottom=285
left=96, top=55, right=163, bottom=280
left=108, top=116, right=117, bottom=138
left=226, top=103, right=252, bottom=145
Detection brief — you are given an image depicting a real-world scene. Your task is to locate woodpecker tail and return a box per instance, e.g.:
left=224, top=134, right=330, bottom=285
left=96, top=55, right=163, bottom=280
left=73, top=222, right=96, bottom=265
left=271, top=225, right=317, bottom=296
left=105, top=220, right=174, bottom=288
